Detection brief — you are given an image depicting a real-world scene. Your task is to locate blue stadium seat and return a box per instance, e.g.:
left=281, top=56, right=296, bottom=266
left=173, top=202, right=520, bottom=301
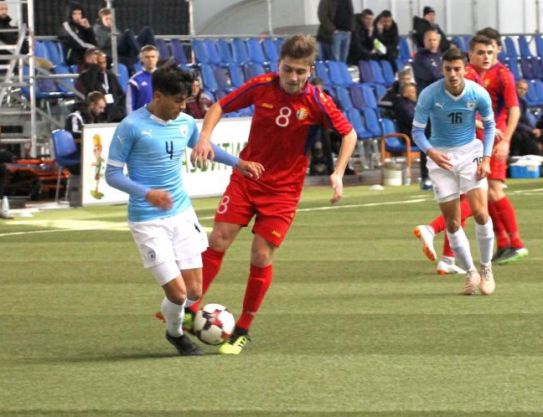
left=452, top=36, right=467, bottom=52
left=518, top=35, right=532, bottom=59
left=245, top=62, right=265, bottom=79
left=345, top=108, right=372, bottom=139
left=192, top=39, right=210, bottom=64
left=369, top=60, right=387, bottom=86
left=116, top=63, right=129, bottom=92
left=506, top=60, right=522, bottom=80
left=334, top=86, right=353, bottom=110
left=44, top=40, right=65, bottom=66
left=246, top=38, right=267, bottom=64
left=155, top=39, right=171, bottom=59
left=217, top=39, right=235, bottom=64
left=212, top=65, right=233, bottom=92
left=326, top=60, right=352, bottom=87
left=262, top=37, right=279, bottom=62
left=362, top=107, right=382, bottom=137
left=170, top=38, right=188, bottom=65
left=373, top=83, right=387, bottom=101
left=204, top=39, right=223, bottom=65
left=535, top=34, right=543, bottom=58
left=504, top=37, right=519, bottom=62
left=379, top=60, right=396, bottom=87
left=398, top=36, right=411, bottom=62
left=21, top=66, right=63, bottom=100
left=380, top=117, right=418, bottom=154
left=520, top=57, right=536, bottom=80
left=232, top=38, right=250, bottom=64
left=199, top=64, right=220, bottom=92
left=314, top=60, right=332, bottom=87
left=34, top=40, right=49, bottom=61
left=358, top=60, right=376, bottom=84
left=227, top=63, right=245, bottom=88
left=349, top=84, right=377, bottom=109
left=52, top=65, right=77, bottom=98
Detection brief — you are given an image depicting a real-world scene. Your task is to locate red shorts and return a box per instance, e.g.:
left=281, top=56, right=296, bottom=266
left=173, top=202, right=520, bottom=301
left=488, top=154, right=507, bottom=181
left=214, top=174, right=301, bottom=247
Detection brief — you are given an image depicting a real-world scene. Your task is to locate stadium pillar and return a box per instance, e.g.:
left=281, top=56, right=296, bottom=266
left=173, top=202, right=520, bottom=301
left=105, top=0, right=120, bottom=78
left=267, top=0, right=273, bottom=35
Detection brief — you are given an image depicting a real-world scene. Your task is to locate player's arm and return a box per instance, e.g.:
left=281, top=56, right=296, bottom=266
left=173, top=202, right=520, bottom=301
left=105, top=122, right=172, bottom=210
left=476, top=89, right=496, bottom=179
left=191, top=101, right=224, bottom=166
left=411, top=89, right=452, bottom=170
left=330, top=128, right=357, bottom=204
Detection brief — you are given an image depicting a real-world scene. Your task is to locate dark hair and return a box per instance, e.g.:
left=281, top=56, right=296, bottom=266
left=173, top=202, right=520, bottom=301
left=152, top=66, right=194, bottom=97
left=442, top=47, right=467, bottom=64
left=86, top=91, right=105, bottom=105
left=280, top=34, right=317, bottom=64
left=379, top=10, right=392, bottom=18
left=476, top=27, right=502, bottom=47
left=469, top=34, right=493, bottom=51
left=423, top=6, right=435, bottom=15
left=361, top=8, right=374, bottom=17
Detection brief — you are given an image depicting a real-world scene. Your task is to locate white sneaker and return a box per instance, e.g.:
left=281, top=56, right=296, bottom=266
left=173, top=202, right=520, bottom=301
left=436, top=256, right=466, bottom=275
left=463, top=269, right=481, bottom=295
left=413, top=225, right=436, bottom=262
left=479, top=264, right=495, bottom=295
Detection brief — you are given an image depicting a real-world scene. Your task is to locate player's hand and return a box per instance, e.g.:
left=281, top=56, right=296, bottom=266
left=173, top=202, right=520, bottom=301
left=236, top=160, right=265, bottom=180
left=190, top=138, right=215, bottom=170
left=427, top=149, right=453, bottom=171
left=80, top=18, right=90, bottom=28
left=146, top=189, right=173, bottom=210
left=494, top=129, right=505, bottom=141
left=493, top=139, right=510, bottom=161
left=476, top=157, right=491, bottom=180
left=329, top=172, right=344, bottom=204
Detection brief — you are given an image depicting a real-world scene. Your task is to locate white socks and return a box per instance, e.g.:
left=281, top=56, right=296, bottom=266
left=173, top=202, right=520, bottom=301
left=447, top=228, right=475, bottom=272
left=161, top=297, right=186, bottom=337
left=475, top=219, right=494, bottom=266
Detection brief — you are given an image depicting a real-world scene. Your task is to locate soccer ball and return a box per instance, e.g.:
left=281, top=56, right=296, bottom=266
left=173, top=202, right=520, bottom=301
left=193, top=303, right=235, bottom=345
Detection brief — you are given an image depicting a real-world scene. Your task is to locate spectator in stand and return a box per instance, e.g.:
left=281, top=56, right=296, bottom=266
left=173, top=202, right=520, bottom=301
left=373, top=10, right=400, bottom=71
left=412, top=6, right=450, bottom=52
left=76, top=50, right=126, bottom=122
left=510, top=79, right=542, bottom=156
left=411, top=28, right=443, bottom=190
left=394, top=82, right=417, bottom=141
left=126, top=45, right=159, bottom=113
left=348, top=9, right=379, bottom=65
left=58, top=2, right=96, bottom=66
left=316, top=0, right=354, bottom=62
left=379, top=66, right=415, bottom=115
left=0, top=148, right=15, bottom=219
left=93, top=7, right=156, bottom=75
left=64, top=91, right=107, bottom=175
left=184, top=77, right=214, bottom=119
left=0, top=1, right=28, bottom=53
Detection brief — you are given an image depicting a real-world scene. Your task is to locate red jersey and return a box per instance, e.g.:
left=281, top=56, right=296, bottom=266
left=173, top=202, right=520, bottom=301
left=466, top=62, right=519, bottom=131
left=219, top=73, right=352, bottom=189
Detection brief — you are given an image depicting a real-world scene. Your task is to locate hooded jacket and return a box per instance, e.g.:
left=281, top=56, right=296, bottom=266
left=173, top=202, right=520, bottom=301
left=58, top=2, right=96, bottom=65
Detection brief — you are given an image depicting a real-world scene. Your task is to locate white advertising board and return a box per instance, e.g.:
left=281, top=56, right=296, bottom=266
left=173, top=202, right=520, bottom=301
left=80, top=118, right=251, bottom=206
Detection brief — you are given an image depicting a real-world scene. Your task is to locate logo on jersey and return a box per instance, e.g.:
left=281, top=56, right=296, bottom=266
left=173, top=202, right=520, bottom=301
left=146, top=249, right=156, bottom=262
left=261, top=103, right=274, bottom=109
left=435, top=102, right=444, bottom=109
left=484, top=79, right=491, bottom=87
left=141, top=130, right=152, bottom=137
left=467, top=101, right=475, bottom=109
left=179, top=125, right=188, bottom=137
left=296, top=107, right=309, bottom=120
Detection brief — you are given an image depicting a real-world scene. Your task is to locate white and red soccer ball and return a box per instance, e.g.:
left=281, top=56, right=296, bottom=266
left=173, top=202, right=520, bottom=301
left=193, top=303, right=235, bottom=345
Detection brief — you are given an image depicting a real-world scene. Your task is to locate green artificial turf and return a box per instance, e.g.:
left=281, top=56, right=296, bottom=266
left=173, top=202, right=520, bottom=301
left=1, top=180, right=542, bottom=416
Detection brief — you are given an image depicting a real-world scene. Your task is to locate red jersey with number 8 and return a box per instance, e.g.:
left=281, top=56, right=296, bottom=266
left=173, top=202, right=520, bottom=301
left=219, top=74, right=352, bottom=190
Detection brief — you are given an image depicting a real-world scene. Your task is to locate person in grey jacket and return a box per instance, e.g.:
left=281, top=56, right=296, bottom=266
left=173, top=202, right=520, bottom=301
left=316, top=0, right=354, bottom=62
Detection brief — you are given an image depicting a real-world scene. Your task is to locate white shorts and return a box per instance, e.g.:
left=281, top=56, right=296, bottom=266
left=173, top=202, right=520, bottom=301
left=129, top=207, right=209, bottom=285
left=427, top=140, right=488, bottom=203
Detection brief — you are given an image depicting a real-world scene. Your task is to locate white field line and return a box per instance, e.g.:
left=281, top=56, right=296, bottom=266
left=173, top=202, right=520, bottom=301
left=1, top=186, right=541, bottom=238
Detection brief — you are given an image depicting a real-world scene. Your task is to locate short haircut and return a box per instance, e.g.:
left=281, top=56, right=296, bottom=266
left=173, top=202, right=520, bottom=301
left=152, top=66, right=194, bottom=97
left=98, top=8, right=111, bottom=17
left=279, top=34, right=317, bottom=64
left=361, top=8, right=374, bottom=17
left=379, top=10, right=392, bottom=18
left=398, top=67, right=413, bottom=78
left=469, top=34, right=493, bottom=51
left=86, top=91, right=105, bottom=104
left=423, top=28, right=440, bottom=38
left=140, top=44, right=159, bottom=55
left=476, top=27, right=502, bottom=47
left=442, top=47, right=467, bottom=64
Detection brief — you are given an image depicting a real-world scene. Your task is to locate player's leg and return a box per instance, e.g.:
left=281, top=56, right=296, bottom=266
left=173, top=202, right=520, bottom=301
left=220, top=234, right=276, bottom=355
left=437, top=196, right=471, bottom=275
left=488, top=178, right=528, bottom=264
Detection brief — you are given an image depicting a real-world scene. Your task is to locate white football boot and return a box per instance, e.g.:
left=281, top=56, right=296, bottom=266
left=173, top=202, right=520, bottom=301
left=436, top=256, right=466, bottom=276
left=413, top=225, right=437, bottom=262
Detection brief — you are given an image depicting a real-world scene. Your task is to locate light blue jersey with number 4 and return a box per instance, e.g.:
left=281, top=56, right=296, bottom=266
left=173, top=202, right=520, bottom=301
left=413, top=79, right=494, bottom=151
left=108, top=106, right=198, bottom=222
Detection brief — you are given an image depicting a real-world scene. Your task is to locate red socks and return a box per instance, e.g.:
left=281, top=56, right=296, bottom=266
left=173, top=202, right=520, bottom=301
left=236, top=264, right=273, bottom=331
left=189, top=247, right=225, bottom=314
left=492, top=197, right=524, bottom=249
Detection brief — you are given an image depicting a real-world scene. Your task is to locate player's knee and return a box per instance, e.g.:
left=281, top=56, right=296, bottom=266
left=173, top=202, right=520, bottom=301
left=250, top=248, right=273, bottom=267
left=185, top=281, right=202, bottom=300
left=166, top=290, right=187, bottom=306
left=446, top=218, right=461, bottom=232
left=472, top=209, right=489, bottom=225
left=209, top=228, right=233, bottom=251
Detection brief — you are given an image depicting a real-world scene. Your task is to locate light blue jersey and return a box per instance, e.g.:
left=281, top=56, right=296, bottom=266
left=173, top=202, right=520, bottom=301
left=107, top=106, right=198, bottom=222
left=413, top=79, right=495, bottom=156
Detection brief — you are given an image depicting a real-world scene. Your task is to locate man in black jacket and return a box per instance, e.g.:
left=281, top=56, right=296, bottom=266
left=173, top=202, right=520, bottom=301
left=58, top=2, right=96, bottom=66
left=76, top=50, right=126, bottom=122
left=373, top=10, right=399, bottom=70
left=316, top=0, right=354, bottom=62
left=347, top=9, right=379, bottom=65
left=412, top=6, right=450, bottom=52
